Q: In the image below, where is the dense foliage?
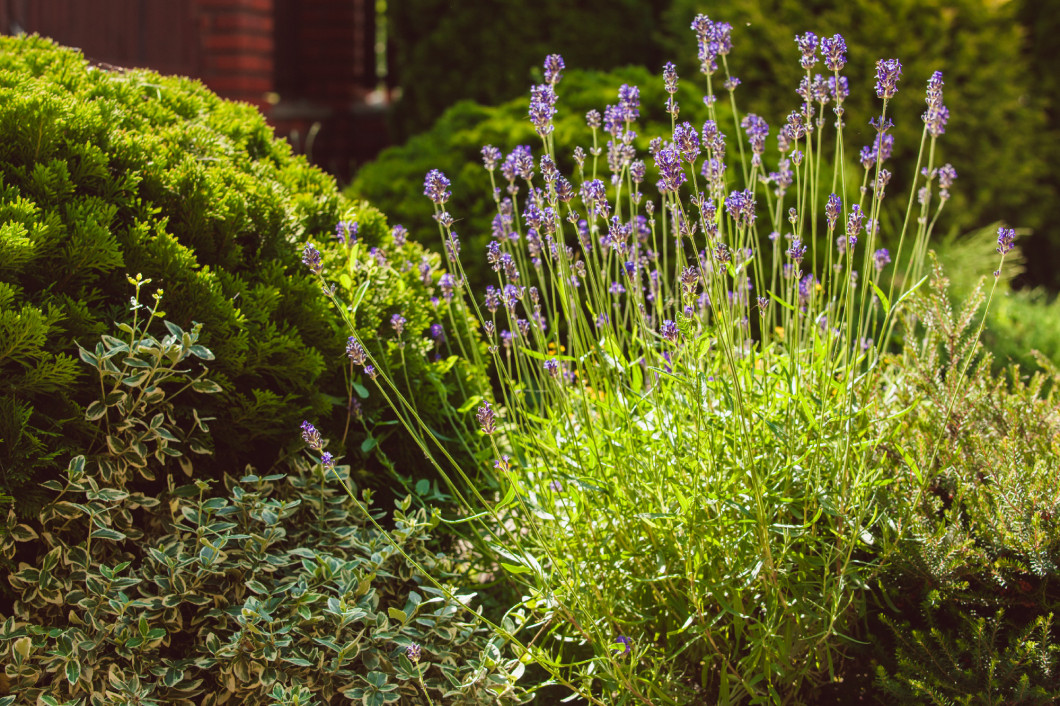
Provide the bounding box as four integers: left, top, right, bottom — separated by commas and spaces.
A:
0, 300, 521, 704
871, 262, 1060, 702
386, 0, 667, 140
0, 35, 483, 512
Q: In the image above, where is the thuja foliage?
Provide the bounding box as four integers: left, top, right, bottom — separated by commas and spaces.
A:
0, 293, 522, 704
318, 18, 1020, 702
870, 263, 1060, 702
0, 34, 478, 510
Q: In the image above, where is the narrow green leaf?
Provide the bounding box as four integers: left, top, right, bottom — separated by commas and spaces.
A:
869, 281, 891, 314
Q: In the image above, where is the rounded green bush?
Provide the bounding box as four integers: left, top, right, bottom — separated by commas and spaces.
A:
0, 35, 482, 511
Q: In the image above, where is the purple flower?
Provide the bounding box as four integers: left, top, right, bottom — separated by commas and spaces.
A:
673, 122, 700, 162
529, 84, 558, 136
484, 285, 501, 314
335, 220, 358, 246
613, 635, 632, 656
346, 336, 367, 365
661, 319, 679, 344
543, 53, 564, 84
482, 145, 502, 171
391, 224, 407, 247
618, 84, 641, 122
406, 643, 421, 663
786, 238, 807, 264
544, 358, 560, 377
860, 133, 894, 170
938, 163, 957, 199
795, 32, 818, 70
725, 189, 756, 227
301, 243, 323, 275
439, 272, 458, 301
874, 59, 902, 99
300, 421, 322, 450
429, 323, 445, 342
390, 314, 407, 336
873, 248, 892, 272
741, 114, 769, 164
996, 227, 1016, 255
826, 193, 841, 231
363, 364, 377, 380
476, 401, 497, 434
821, 34, 847, 71
423, 169, 451, 205
586, 109, 602, 130
829, 75, 849, 104
655, 147, 687, 193
798, 273, 816, 303
846, 205, 865, 243
922, 71, 949, 137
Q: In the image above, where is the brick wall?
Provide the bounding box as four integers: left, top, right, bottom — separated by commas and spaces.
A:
194, 0, 275, 109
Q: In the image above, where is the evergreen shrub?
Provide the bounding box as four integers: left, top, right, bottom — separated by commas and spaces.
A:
0, 35, 481, 511
872, 263, 1060, 702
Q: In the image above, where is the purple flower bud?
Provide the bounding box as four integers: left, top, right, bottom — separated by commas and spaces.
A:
320, 451, 335, 470
613, 635, 632, 656
795, 32, 818, 70
938, 163, 957, 200
335, 220, 359, 246
476, 401, 497, 434
406, 643, 421, 663
346, 337, 367, 365
873, 248, 891, 272
543, 53, 564, 85
673, 122, 700, 162
301, 243, 323, 274
655, 147, 686, 193
391, 314, 407, 336
724, 189, 756, 227
663, 61, 678, 96
661, 319, 679, 344
922, 71, 949, 137
586, 109, 602, 130
544, 358, 560, 377
846, 204, 865, 241
825, 193, 841, 231
821, 34, 847, 71
482, 145, 502, 171
300, 420, 322, 450
429, 323, 445, 342
618, 84, 640, 122
529, 84, 558, 136
996, 227, 1016, 255
786, 238, 807, 264
874, 58, 902, 100
423, 169, 451, 205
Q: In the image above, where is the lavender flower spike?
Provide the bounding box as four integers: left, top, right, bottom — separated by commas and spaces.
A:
301, 242, 323, 275
821, 34, 847, 72
996, 227, 1016, 255
423, 169, 451, 205
300, 421, 323, 450
543, 54, 565, 85
795, 32, 818, 70
346, 336, 368, 365
874, 59, 902, 100
476, 401, 497, 435
661, 319, 680, 344
873, 248, 892, 272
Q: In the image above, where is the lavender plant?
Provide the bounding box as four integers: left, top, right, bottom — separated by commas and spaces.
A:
304, 18, 1016, 704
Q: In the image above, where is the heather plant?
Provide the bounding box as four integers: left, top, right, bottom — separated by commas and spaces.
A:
0, 284, 522, 705
868, 261, 1060, 702
307, 19, 1020, 703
